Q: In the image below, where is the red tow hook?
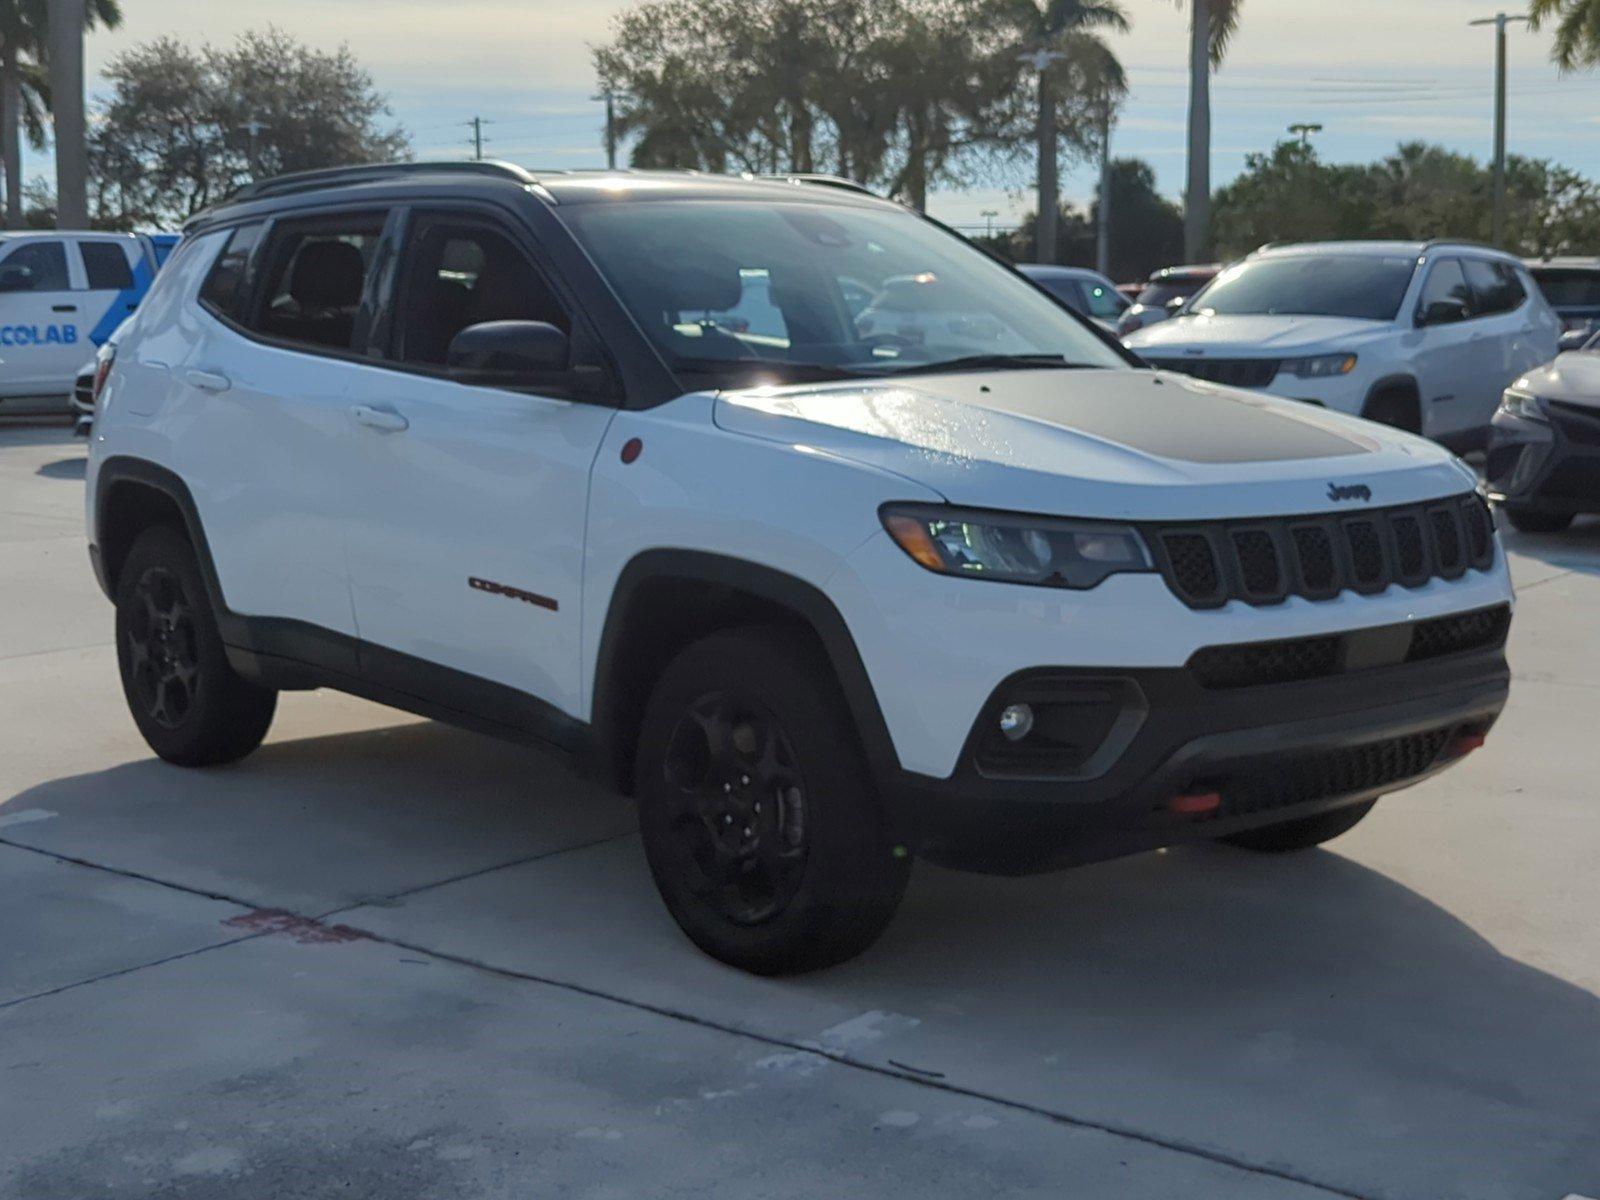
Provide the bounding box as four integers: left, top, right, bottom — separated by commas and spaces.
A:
1169, 791, 1222, 817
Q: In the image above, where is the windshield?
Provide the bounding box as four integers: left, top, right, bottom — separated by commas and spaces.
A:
1135, 279, 1203, 308
560, 199, 1129, 385
1190, 255, 1418, 321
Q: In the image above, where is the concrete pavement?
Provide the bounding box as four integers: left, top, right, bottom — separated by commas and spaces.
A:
2, 421, 1597, 1199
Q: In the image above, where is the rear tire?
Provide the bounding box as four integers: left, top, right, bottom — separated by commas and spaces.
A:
1219, 800, 1376, 853
635, 624, 911, 974
1503, 506, 1574, 534
115, 525, 277, 766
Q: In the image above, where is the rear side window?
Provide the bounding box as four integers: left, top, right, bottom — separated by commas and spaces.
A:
249, 213, 386, 353
0, 240, 69, 291
1531, 268, 1600, 307
1464, 258, 1525, 315
198, 223, 265, 319
80, 241, 134, 291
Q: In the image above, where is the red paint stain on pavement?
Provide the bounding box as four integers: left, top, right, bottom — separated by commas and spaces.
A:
222, 909, 371, 945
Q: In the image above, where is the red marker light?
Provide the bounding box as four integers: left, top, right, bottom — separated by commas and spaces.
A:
1169, 791, 1222, 816
620, 437, 643, 464
1450, 733, 1487, 756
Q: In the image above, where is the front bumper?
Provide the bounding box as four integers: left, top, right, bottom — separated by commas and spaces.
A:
1486, 403, 1600, 513
895, 637, 1508, 874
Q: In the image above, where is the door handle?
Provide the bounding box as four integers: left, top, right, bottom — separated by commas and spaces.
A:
185, 369, 231, 394
351, 404, 409, 433
52, 304, 76, 313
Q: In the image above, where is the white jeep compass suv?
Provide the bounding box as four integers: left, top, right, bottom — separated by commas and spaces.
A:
86, 164, 1513, 973
1125, 240, 1560, 453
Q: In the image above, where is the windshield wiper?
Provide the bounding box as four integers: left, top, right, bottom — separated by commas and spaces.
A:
671, 357, 867, 383
868, 353, 1092, 377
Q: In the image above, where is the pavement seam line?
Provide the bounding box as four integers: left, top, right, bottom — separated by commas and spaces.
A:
0, 831, 1376, 1199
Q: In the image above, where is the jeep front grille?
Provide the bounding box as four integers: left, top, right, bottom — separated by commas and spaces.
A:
1142, 492, 1495, 609
1147, 357, 1281, 388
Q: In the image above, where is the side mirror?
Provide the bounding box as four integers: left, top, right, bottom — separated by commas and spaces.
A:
1165, 296, 1186, 312
1418, 299, 1471, 327
447, 320, 569, 378
1558, 327, 1591, 353
0, 264, 34, 292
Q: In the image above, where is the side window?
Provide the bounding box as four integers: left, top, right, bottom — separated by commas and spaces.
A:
394, 217, 571, 367
80, 241, 134, 291
1080, 280, 1125, 319
1039, 278, 1086, 313
198, 223, 265, 320
249, 213, 386, 353
0, 240, 69, 292
1465, 258, 1524, 315
1418, 258, 1474, 321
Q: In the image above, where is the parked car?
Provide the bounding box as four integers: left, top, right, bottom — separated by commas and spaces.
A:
1125, 240, 1561, 452
88, 163, 1512, 973
70, 317, 132, 437
1526, 258, 1600, 351
1487, 328, 1600, 531
1016, 264, 1130, 331
1116, 263, 1219, 337
0, 230, 167, 417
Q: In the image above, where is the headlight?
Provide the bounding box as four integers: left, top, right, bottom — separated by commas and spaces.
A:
880, 504, 1152, 590
1280, 353, 1357, 379
1498, 390, 1547, 422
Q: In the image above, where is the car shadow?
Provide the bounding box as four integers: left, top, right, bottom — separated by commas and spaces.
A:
1499, 513, 1600, 577
34, 456, 85, 481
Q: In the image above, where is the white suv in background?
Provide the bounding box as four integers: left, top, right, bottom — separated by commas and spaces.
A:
1125, 241, 1560, 452
87, 166, 1513, 973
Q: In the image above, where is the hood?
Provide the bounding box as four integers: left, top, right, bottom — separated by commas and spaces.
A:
713, 368, 1473, 521
1516, 351, 1600, 408
1125, 313, 1390, 356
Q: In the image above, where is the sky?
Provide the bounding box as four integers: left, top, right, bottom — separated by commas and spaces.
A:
43, 0, 1600, 233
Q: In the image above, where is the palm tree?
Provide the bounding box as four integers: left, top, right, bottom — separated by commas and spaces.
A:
1530, 0, 1600, 68
1002, 0, 1128, 263
1180, 0, 1241, 261
0, 0, 119, 228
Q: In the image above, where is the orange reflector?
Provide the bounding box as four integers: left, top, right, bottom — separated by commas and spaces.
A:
1451, 733, 1487, 756
883, 514, 945, 572
1169, 791, 1222, 816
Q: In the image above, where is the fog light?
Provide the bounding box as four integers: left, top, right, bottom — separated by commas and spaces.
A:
998, 703, 1034, 742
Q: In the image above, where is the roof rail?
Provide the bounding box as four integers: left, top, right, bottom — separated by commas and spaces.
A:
227, 160, 537, 204
1418, 237, 1503, 255
755, 173, 883, 199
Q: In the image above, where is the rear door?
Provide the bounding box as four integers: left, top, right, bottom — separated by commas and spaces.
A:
1410, 256, 1491, 442
77, 237, 152, 348
0, 237, 83, 394
1464, 257, 1555, 428
341, 206, 618, 720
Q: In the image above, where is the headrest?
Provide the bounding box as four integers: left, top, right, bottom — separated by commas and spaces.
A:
289, 240, 365, 310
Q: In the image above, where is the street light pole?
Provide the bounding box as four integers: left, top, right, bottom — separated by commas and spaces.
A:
1020, 48, 1067, 265
981, 209, 999, 239
48, 0, 88, 228
1471, 12, 1529, 247
1288, 122, 1323, 148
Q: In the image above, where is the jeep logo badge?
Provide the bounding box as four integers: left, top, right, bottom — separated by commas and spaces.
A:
1327, 482, 1373, 503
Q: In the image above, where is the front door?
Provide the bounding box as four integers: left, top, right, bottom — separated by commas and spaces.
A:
342, 209, 617, 721
0, 238, 85, 394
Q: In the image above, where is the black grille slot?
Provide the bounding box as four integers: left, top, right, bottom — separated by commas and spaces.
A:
1344, 520, 1386, 589
1148, 357, 1281, 388
1160, 533, 1222, 605
1406, 604, 1511, 663
1209, 728, 1454, 817
1231, 529, 1283, 598
1549, 401, 1600, 446
1429, 507, 1464, 576
1391, 514, 1426, 583
1191, 635, 1341, 689
1291, 525, 1337, 594
1142, 492, 1494, 609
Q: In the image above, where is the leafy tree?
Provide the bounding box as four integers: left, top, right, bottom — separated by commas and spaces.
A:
89, 29, 409, 228
1178, 0, 1242, 260
0, 0, 121, 227
994, 156, 1181, 279
1530, 0, 1600, 69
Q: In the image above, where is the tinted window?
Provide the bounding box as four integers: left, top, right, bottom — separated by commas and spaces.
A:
1193, 255, 1417, 321
0, 241, 69, 291
251, 214, 385, 352
1419, 258, 1475, 319
80, 242, 134, 291
1464, 258, 1524, 315
1080, 280, 1126, 319
395, 218, 569, 367
1037, 278, 1086, 313
1531, 268, 1600, 308
1134, 279, 1204, 308
198, 223, 264, 319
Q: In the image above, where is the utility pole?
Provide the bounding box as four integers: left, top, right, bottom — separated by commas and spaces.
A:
466, 115, 491, 161
592, 88, 627, 169
981, 209, 999, 239
1288, 122, 1323, 148
1096, 91, 1113, 278
1020, 47, 1067, 265
1471, 12, 1529, 248
236, 118, 270, 179
48, 0, 88, 228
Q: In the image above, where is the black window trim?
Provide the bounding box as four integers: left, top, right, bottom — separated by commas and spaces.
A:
367, 198, 624, 406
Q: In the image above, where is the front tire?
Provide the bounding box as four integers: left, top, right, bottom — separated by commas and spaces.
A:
635, 625, 911, 974
1503, 505, 1574, 534
115, 525, 277, 766
1219, 800, 1376, 853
